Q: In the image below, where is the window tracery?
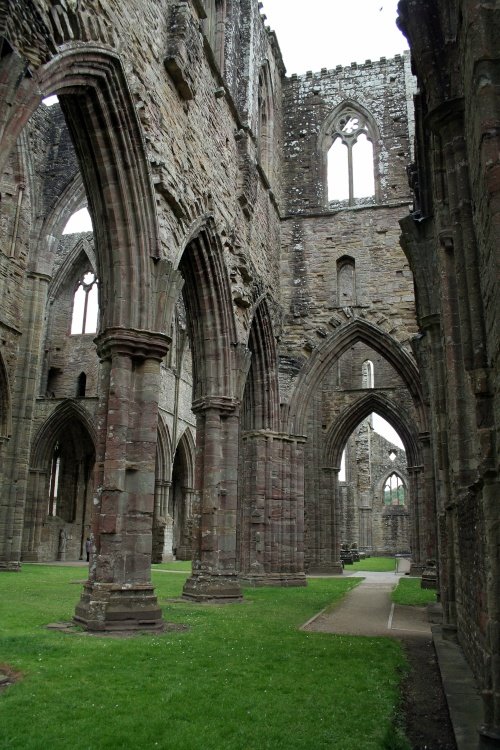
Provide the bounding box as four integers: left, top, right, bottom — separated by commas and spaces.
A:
70, 271, 99, 335
383, 472, 405, 505
327, 108, 376, 205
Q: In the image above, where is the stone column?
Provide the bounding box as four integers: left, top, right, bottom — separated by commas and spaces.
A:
307, 466, 342, 575
182, 398, 242, 601
407, 464, 426, 576
74, 328, 169, 631
0, 271, 50, 571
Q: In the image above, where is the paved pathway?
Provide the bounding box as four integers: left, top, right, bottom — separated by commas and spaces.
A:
302, 571, 430, 638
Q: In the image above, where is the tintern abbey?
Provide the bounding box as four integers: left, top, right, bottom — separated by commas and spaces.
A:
0, 0, 498, 744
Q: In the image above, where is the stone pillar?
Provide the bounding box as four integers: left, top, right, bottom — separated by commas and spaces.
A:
238, 430, 307, 586
74, 328, 169, 631
182, 399, 243, 601
307, 466, 342, 574
0, 271, 50, 571
407, 464, 426, 576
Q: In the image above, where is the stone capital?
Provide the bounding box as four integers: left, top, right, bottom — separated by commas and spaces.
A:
95, 327, 171, 362
191, 396, 241, 415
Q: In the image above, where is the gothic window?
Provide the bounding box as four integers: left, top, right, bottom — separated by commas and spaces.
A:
383, 473, 405, 505
337, 256, 356, 306
76, 372, 86, 398
327, 108, 375, 205
362, 360, 374, 389
48, 443, 61, 517
258, 65, 274, 178
71, 271, 99, 335
203, 0, 226, 71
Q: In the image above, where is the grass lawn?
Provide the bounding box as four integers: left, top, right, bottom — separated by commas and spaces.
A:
0, 565, 410, 750
153, 560, 192, 572
347, 556, 396, 573
392, 577, 437, 606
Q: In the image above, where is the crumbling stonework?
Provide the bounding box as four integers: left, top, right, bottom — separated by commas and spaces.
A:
0, 1, 498, 743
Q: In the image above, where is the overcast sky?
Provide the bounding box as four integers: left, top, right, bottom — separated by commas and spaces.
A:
261, 0, 408, 74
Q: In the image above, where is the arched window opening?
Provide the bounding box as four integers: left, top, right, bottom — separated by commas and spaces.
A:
362, 360, 374, 389
48, 443, 61, 517
352, 133, 375, 198
327, 108, 375, 205
339, 449, 346, 481
76, 372, 86, 398
337, 256, 356, 306
71, 271, 99, 335
384, 473, 405, 505
62, 207, 92, 234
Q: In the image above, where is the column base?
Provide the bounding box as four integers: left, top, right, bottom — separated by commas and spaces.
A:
0, 561, 21, 571
74, 581, 164, 632
182, 573, 243, 602
307, 563, 344, 576
479, 726, 500, 748
239, 572, 308, 588
409, 563, 426, 577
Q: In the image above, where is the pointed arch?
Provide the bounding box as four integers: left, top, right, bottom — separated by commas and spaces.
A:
0, 351, 12, 440
30, 400, 97, 470
319, 99, 381, 206
48, 236, 96, 303
242, 297, 280, 432
177, 219, 239, 404
175, 428, 196, 491
156, 413, 173, 485
324, 392, 421, 469
2, 44, 161, 332
285, 318, 424, 436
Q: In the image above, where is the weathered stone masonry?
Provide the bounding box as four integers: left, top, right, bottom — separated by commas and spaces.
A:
0, 0, 498, 744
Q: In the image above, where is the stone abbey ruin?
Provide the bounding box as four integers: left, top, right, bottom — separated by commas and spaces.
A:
0, 0, 498, 744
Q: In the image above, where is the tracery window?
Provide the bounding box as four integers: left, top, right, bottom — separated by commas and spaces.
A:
71, 271, 99, 335
327, 109, 375, 204
383, 473, 405, 505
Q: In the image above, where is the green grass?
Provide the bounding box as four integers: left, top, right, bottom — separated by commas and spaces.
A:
0, 565, 410, 750
392, 577, 437, 606
153, 560, 192, 572
347, 556, 396, 572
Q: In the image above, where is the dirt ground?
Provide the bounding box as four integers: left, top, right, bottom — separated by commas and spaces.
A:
401, 636, 457, 750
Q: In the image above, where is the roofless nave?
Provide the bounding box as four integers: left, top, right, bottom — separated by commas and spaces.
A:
0, 1, 498, 745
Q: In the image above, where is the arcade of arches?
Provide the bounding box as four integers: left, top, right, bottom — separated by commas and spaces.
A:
0, 1, 498, 744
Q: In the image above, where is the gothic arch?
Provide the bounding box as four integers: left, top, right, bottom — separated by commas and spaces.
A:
319, 99, 382, 205
48, 236, 96, 304
175, 428, 196, 490
285, 318, 424, 436
156, 414, 173, 485
177, 219, 240, 404
30, 400, 97, 470
324, 392, 421, 469
242, 297, 280, 432
2, 44, 161, 332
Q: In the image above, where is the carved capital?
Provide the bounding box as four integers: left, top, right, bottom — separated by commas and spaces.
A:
95, 327, 171, 362
191, 396, 241, 415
